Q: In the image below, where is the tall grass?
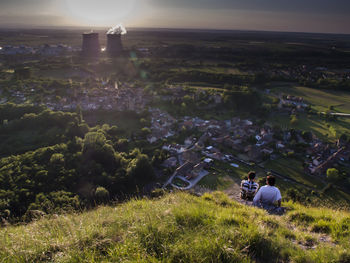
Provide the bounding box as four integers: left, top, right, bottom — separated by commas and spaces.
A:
1, 191, 349, 262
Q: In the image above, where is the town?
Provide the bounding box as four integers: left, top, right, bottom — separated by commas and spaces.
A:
1, 28, 350, 217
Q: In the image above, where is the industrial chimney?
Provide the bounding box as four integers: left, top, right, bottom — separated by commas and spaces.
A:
106, 24, 126, 57
106, 34, 123, 56
82, 32, 100, 57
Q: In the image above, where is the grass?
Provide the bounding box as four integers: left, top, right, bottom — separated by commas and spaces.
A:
263, 158, 322, 188
267, 83, 350, 141
83, 110, 145, 137
267, 112, 350, 141
34, 68, 92, 80
170, 67, 250, 76
273, 85, 350, 114
262, 157, 350, 205
198, 161, 250, 190
198, 158, 350, 208
1, 192, 350, 263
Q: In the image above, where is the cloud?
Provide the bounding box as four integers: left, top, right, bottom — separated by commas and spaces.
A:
148, 0, 350, 15
0, 14, 66, 27
0, 0, 54, 10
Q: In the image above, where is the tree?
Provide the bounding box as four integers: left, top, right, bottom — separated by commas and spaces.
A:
140, 118, 148, 126
254, 72, 269, 85
183, 95, 192, 104
141, 127, 151, 137
94, 186, 110, 204
82, 132, 117, 172
290, 115, 298, 126
302, 131, 313, 143
127, 154, 155, 185
116, 139, 128, 152
50, 153, 65, 166
14, 67, 31, 80
327, 168, 339, 182
339, 134, 348, 143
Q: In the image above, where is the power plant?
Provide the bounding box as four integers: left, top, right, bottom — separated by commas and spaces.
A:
106, 34, 123, 56
82, 32, 100, 57
106, 24, 126, 57
81, 25, 126, 57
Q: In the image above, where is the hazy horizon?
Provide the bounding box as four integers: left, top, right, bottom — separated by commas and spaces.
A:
0, 0, 350, 35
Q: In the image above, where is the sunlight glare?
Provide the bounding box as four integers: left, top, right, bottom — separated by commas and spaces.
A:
65, 0, 136, 25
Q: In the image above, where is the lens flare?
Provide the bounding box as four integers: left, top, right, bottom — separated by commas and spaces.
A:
65, 0, 136, 25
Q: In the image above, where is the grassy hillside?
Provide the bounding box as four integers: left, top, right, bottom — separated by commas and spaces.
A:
1, 192, 350, 263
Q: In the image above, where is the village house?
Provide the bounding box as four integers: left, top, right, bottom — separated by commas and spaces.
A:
161, 157, 178, 168
182, 150, 201, 164
174, 162, 194, 178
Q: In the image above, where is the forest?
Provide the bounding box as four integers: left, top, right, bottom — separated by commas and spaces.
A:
0, 104, 156, 221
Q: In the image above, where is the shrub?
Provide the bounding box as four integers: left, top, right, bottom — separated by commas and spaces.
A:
150, 188, 166, 198
95, 187, 110, 204
285, 188, 305, 202
289, 212, 315, 224
322, 183, 333, 193
257, 177, 266, 186
290, 115, 298, 126
327, 168, 339, 182
311, 220, 332, 234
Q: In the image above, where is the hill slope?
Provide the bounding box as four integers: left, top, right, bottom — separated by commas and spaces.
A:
1, 192, 350, 263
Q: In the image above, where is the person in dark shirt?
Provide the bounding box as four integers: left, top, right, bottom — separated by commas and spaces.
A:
240, 171, 259, 201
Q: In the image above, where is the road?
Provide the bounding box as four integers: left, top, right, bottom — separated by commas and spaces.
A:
171, 170, 209, 190
321, 112, 350, 117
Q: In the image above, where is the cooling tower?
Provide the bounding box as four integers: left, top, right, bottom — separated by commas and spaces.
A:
106, 34, 123, 56
82, 32, 100, 57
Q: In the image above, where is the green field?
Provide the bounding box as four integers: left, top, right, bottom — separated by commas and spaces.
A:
34, 68, 92, 80
197, 156, 350, 207
263, 158, 323, 188
171, 67, 250, 75
83, 110, 145, 137
199, 161, 253, 190
267, 83, 350, 141
268, 113, 350, 141
271, 84, 350, 113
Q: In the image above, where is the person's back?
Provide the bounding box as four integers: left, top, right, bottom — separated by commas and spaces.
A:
253, 185, 281, 205
240, 171, 259, 201
253, 175, 284, 215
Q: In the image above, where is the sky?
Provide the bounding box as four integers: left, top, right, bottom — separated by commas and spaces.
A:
0, 0, 349, 34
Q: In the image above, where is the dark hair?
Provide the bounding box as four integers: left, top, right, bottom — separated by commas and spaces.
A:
248, 171, 256, 180
266, 175, 276, 186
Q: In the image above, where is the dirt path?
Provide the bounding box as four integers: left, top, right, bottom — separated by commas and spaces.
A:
224, 181, 254, 205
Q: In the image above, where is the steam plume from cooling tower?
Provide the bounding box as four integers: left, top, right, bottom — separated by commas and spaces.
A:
106, 24, 126, 57
107, 24, 127, 35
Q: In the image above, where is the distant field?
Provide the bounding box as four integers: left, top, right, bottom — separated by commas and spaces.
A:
268, 83, 350, 141
34, 68, 92, 80
263, 158, 323, 188
171, 67, 250, 75
268, 113, 350, 141
187, 85, 226, 92
83, 110, 144, 137
197, 151, 350, 206
198, 161, 250, 190
272, 84, 350, 113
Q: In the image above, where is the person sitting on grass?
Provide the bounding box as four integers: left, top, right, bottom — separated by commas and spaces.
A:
240, 171, 259, 201
253, 175, 285, 215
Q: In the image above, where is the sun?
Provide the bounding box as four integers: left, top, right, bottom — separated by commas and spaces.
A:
65, 0, 136, 26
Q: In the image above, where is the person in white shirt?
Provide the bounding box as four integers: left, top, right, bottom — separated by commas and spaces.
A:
240, 171, 259, 201
253, 175, 284, 214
